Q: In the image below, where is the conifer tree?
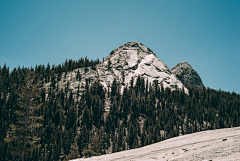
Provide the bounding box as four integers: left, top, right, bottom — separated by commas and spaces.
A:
66, 142, 80, 160
4, 71, 43, 160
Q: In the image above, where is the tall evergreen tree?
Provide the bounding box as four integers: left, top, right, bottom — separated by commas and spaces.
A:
4, 71, 43, 160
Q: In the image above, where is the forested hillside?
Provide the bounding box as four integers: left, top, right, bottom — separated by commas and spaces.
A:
0, 58, 239, 161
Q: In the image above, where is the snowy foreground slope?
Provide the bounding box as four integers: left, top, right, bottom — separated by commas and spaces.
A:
71, 127, 240, 161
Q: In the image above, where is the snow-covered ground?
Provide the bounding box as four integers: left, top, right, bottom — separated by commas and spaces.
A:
71, 127, 240, 161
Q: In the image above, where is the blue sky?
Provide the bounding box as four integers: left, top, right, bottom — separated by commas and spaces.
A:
0, 0, 239, 93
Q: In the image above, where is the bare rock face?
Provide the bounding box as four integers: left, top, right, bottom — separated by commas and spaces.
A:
103, 42, 188, 92
44, 42, 189, 100
171, 62, 204, 88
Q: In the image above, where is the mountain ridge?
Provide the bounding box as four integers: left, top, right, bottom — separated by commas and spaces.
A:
44, 42, 192, 100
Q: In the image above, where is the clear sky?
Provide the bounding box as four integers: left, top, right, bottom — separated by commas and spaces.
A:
0, 0, 239, 93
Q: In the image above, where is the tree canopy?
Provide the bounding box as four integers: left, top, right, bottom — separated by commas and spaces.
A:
0, 58, 239, 161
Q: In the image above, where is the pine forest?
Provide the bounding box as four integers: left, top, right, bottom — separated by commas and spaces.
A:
0, 57, 240, 161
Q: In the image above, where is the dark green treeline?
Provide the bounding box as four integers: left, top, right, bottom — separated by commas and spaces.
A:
0, 58, 239, 161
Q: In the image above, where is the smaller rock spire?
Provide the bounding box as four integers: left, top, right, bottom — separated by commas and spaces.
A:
171, 62, 204, 88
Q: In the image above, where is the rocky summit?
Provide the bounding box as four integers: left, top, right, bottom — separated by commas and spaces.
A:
103, 42, 188, 92
44, 42, 190, 100
171, 61, 204, 88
